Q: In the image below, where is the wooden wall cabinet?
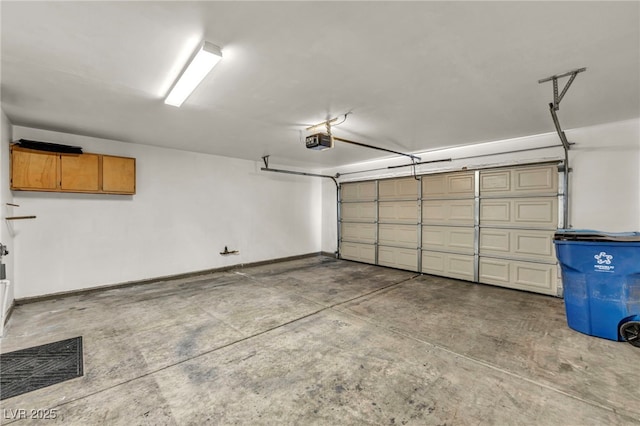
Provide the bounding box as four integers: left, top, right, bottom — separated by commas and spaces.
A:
60, 153, 100, 192
102, 155, 136, 194
10, 145, 136, 195
11, 148, 59, 190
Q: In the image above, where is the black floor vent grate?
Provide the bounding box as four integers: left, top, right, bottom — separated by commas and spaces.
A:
0, 336, 83, 400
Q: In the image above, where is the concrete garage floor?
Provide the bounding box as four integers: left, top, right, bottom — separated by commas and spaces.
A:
2, 256, 639, 425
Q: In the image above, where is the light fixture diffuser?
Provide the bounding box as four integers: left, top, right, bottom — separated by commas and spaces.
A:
164, 41, 222, 107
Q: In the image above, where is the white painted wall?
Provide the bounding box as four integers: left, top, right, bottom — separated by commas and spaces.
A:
11, 126, 321, 299
1, 109, 15, 323
568, 119, 640, 231
321, 118, 640, 253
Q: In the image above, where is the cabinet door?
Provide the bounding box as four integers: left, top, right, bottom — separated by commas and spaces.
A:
11, 149, 59, 190
60, 154, 100, 191
102, 155, 136, 194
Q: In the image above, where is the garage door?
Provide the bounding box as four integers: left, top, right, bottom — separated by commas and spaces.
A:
479, 165, 559, 295
377, 177, 420, 271
340, 177, 420, 271
339, 162, 561, 296
422, 171, 475, 281
340, 181, 377, 263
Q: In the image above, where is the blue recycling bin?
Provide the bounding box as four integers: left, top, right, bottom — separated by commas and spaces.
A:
554, 230, 640, 344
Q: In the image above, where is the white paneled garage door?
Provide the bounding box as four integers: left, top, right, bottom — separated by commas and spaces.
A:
340, 163, 561, 296
340, 181, 377, 263
478, 165, 559, 295
377, 177, 420, 271
422, 171, 475, 281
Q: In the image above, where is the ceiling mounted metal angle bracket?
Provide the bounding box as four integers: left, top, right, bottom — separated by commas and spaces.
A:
538, 67, 585, 229
538, 68, 586, 151
538, 68, 586, 112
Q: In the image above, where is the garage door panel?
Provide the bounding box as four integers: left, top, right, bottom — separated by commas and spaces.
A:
422, 251, 474, 281
515, 264, 553, 289
378, 224, 418, 248
480, 165, 558, 195
341, 181, 376, 201
341, 202, 376, 221
480, 200, 510, 223
479, 229, 510, 254
514, 166, 557, 193
379, 177, 419, 200
341, 223, 376, 244
449, 228, 475, 252
480, 170, 510, 193
479, 258, 557, 295
449, 256, 475, 280
378, 246, 418, 271
480, 228, 555, 261
423, 200, 474, 225
423, 227, 445, 248
514, 199, 557, 227
422, 251, 445, 273
422, 175, 446, 198
514, 231, 554, 260
450, 202, 475, 223
479, 258, 510, 283
422, 226, 474, 254
341, 242, 376, 264
422, 171, 475, 198
448, 173, 475, 196
423, 201, 446, 222
379, 201, 419, 223
480, 198, 557, 228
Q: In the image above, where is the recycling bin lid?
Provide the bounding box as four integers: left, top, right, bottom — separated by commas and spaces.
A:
554, 229, 640, 242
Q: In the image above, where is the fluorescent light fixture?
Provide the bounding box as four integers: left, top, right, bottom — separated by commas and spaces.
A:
164, 41, 222, 107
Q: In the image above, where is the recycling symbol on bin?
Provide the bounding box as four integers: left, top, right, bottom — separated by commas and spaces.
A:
594, 252, 613, 265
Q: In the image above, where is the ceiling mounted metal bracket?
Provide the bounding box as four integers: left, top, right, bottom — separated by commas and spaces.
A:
538, 67, 586, 229
539, 68, 586, 112
538, 67, 586, 151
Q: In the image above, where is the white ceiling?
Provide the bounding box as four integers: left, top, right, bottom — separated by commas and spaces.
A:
1, 1, 639, 169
